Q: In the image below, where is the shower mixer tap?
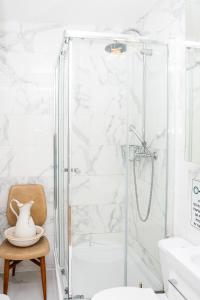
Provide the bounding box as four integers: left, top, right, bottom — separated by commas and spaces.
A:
129, 125, 157, 161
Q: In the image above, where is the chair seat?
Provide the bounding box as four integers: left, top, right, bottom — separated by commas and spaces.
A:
0, 237, 49, 260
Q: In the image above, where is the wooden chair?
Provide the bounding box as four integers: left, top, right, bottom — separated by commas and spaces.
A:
0, 184, 50, 300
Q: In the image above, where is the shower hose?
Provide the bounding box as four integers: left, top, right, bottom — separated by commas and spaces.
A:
133, 155, 154, 222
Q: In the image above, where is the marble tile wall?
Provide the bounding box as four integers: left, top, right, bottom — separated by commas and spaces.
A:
185, 47, 200, 163
173, 42, 200, 245
135, 0, 185, 40
0, 23, 63, 271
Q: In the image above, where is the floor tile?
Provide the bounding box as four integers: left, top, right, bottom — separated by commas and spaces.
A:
0, 270, 59, 300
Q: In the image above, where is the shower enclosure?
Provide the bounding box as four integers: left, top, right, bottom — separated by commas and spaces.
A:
54, 31, 168, 300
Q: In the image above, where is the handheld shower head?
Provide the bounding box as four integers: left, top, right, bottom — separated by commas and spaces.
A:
129, 124, 157, 160
129, 125, 144, 145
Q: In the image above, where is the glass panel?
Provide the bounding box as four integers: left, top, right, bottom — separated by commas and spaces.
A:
127, 42, 168, 290
185, 47, 200, 163
69, 38, 130, 299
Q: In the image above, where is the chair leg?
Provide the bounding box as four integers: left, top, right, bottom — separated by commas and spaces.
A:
40, 256, 47, 300
3, 259, 10, 294
12, 265, 16, 276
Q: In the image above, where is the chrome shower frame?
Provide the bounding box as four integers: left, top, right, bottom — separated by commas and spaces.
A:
54, 30, 169, 300
57, 30, 167, 56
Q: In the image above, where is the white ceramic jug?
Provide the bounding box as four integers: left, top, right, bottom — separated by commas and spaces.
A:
10, 199, 37, 238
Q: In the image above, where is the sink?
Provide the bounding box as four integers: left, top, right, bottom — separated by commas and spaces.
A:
191, 253, 200, 267
167, 245, 200, 296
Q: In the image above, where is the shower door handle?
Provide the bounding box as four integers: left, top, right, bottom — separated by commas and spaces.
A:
64, 168, 81, 174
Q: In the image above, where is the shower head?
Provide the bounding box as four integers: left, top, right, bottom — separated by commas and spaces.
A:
104, 28, 143, 54
105, 42, 127, 54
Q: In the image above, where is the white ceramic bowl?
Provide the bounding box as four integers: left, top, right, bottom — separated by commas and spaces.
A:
4, 226, 44, 247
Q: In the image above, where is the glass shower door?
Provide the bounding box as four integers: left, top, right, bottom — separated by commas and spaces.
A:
127, 41, 168, 291
68, 37, 130, 299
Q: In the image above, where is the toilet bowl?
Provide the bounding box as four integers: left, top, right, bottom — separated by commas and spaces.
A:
92, 237, 192, 300
92, 287, 158, 300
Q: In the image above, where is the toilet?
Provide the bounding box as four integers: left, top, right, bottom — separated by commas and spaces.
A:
0, 296, 10, 300
92, 287, 158, 300
92, 237, 192, 300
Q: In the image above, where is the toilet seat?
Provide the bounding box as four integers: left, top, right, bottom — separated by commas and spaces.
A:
92, 287, 158, 300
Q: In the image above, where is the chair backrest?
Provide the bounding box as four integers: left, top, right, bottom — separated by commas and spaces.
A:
7, 184, 47, 226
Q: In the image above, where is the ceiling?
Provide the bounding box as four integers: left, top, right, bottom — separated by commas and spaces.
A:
0, 0, 158, 28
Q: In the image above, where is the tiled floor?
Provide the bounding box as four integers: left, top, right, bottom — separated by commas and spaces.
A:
0, 270, 59, 300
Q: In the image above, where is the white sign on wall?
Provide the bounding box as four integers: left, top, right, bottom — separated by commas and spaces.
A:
191, 179, 200, 230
